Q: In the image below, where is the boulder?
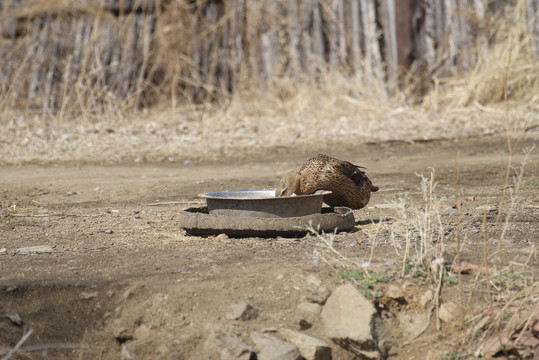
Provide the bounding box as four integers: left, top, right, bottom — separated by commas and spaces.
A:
250, 331, 302, 360
321, 283, 396, 359
204, 323, 255, 360
279, 328, 332, 360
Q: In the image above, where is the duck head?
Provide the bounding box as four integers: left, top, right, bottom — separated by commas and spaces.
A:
275, 171, 301, 197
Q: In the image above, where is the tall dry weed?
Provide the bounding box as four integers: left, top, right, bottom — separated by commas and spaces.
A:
424, 0, 539, 111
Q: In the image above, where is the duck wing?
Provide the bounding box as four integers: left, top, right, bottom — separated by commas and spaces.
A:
312, 172, 371, 209
299, 154, 379, 193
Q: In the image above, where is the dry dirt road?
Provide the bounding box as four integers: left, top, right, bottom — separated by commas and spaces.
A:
1, 135, 538, 359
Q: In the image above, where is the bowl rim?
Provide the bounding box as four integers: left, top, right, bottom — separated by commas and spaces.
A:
198, 189, 332, 200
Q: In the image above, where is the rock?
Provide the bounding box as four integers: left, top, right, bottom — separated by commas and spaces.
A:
123, 284, 144, 301
279, 328, 332, 360
295, 302, 320, 330
15, 245, 53, 254
481, 333, 514, 357
439, 302, 460, 323
250, 332, 302, 360
372, 315, 399, 357
227, 302, 258, 321
382, 284, 406, 310
399, 312, 429, 340
305, 275, 330, 304
385, 284, 404, 300
297, 302, 322, 314
121, 345, 137, 360
215, 233, 229, 241
0, 248, 7, 255
204, 323, 255, 360
419, 290, 433, 309
321, 283, 395, 359
306, 274, 322, 287
133, 324, 152, 340
3, 313, 22, 326
111, 320, 134, 342
306, 282, 331, 304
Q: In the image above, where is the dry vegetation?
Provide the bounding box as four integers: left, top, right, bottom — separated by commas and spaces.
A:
0, 2, 538, 358
0, 0, 538, 164
313, 154, 537, 358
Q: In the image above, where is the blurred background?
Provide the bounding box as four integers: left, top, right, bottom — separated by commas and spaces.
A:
1, 0, 538, 162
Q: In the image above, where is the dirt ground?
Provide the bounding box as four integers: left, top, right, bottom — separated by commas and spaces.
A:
1, 134, 538, 359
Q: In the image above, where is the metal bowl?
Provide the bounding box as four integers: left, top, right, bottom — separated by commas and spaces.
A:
198, 190, 332, 218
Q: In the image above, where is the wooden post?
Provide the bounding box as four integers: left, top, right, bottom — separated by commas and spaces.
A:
527, 0, 539, 59
350, 0, 361, 76
379, 0, 398, 86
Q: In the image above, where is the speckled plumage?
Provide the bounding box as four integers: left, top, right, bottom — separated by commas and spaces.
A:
275, 154, 379, 209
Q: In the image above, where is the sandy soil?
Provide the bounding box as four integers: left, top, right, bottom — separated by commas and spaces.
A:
1, 135, 538, 359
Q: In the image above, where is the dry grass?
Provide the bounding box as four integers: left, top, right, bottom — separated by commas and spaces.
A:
0, 0, 538, 165
311, 153, 537, 357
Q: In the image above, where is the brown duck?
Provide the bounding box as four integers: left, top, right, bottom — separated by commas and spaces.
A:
275, 154, 379, 209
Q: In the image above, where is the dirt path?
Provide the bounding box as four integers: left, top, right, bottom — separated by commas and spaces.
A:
1, 135, 538, 359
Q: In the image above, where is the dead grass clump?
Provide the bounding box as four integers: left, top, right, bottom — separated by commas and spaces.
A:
424, 0, 539, 111
0, 1, 538, 164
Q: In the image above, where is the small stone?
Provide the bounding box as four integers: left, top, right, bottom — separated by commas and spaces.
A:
112, 320, 134, 342
250, 332, 302, 360
0, 248, 7, 255
279, 328, 332, 360
305, 283, 330, 305
385, 284, 404, 300
3, 313, 22, 326
215, 233, 229, 241
227, 302, 258, 321
399, 312, 429, 340
297, 302, 322, 314
306, 274, 322, 287
204, 323, 255, 360
133, 324, 152, 340
439, 302, 460, 323
121, 345, 137, 360
123, 285, 144, 301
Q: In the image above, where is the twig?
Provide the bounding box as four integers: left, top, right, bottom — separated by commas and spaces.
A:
2, 328, 34, 360
147, 201, 203, 206
434, 262, 444, 331
0, 342, 90, 356
415, 304, 434, 339
10, 214, 102, 218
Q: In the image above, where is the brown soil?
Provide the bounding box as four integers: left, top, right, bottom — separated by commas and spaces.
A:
1, 135, 538, 359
